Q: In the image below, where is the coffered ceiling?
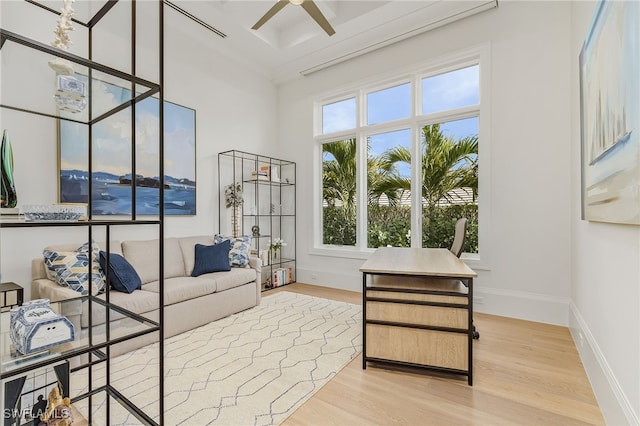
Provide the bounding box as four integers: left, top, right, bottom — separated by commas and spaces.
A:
167, 0, 498, 83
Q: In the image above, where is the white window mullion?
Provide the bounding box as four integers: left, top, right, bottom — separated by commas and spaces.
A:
356, 90, 368, 250
411, 123, 422, 248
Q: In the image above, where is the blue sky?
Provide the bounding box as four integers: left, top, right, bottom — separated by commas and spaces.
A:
322, 64, 479, 176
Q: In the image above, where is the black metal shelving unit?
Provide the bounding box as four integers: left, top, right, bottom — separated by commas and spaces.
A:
218, 150, 296, 291
0, 1, 164, 424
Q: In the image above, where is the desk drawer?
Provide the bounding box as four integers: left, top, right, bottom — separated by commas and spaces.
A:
366, 301, 468, 329
367, 289, 467, 306
366, 324, 467, 370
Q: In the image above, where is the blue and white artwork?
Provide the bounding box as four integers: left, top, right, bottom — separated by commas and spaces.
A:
59, 80, 196, 215
580, 0, 640, 225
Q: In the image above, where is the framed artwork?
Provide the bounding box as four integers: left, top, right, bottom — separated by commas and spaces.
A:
58, 80, 196, 215
579, 0, 639, 225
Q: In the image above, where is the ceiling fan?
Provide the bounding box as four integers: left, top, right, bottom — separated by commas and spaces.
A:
251, 0, 336, 36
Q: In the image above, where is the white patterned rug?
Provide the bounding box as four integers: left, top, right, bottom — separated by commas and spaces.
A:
73, 291, 362, 425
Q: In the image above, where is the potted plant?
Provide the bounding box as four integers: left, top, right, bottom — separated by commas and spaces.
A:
267, 237, 286, 261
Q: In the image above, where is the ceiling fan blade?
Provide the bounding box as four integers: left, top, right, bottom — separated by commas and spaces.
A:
252, 0, 289, 30
300, 0, 335, 36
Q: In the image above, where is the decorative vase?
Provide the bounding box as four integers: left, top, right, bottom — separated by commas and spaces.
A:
1, 130, 17, 208
232, 205, 241, 238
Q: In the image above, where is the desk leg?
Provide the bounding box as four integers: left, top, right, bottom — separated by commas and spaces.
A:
467, 277, 473, 386
362, 272, 367, 370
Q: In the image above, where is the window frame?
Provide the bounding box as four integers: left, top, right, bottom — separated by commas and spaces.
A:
312, 45, 491, 270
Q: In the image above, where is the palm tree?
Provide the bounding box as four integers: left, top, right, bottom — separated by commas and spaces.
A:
381, 123, 478, 208
322, 139, 357, 215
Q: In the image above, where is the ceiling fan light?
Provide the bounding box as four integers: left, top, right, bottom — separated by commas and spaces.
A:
289, 0, 304, 5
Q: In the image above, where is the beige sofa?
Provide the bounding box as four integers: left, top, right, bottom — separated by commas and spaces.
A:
31, 235, 261, 354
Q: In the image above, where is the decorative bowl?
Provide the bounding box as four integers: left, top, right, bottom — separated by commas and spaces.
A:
21, 204, 86, 221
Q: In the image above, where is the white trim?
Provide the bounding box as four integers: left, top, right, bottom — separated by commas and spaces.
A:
475, 286, 569, 326
569, 303, 639, 426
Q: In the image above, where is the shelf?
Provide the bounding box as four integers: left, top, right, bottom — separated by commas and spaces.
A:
0, 218, 162, 228
243, 214, 295, 218
1, 32, 160, 125
219, 149, 296, 166
1, 297, 159, 377
0, 2, 165, 424
243, 179, 295, 186
219, 150, 296, 295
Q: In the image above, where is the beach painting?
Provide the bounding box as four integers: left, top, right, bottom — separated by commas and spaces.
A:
580, 0, 640, 225
59, 81, 196, 215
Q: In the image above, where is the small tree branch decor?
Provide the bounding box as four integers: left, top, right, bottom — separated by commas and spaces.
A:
224, 183, 243, 208
225, 183, 243, 237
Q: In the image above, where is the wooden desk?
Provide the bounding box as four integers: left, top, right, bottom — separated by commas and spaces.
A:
360, 247, 477, 385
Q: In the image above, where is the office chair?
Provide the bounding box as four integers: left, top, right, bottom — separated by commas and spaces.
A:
450, 217, 479, 339
450, 217, 468, 258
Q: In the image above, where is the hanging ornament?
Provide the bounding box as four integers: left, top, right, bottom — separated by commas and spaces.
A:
48, 0, 87, 113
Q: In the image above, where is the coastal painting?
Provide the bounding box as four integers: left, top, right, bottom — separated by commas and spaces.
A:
580, 0, 639, 225
59, 81, 196, 216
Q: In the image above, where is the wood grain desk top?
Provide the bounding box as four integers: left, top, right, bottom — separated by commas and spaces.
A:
360, 247, 477, 278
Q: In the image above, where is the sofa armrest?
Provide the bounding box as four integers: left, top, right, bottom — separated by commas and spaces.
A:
248, 256, 262, 305
31, 278, 82, 302
31, 278, 83, 332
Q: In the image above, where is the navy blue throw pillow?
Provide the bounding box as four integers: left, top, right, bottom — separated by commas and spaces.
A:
192, 240, 231, 277
99, 251, 142, 294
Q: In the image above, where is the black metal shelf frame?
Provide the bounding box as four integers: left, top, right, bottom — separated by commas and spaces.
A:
0, 1, 165, 424
218, 150, 296, 291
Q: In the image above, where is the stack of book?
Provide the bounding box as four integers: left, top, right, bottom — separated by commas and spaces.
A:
271, 267, 292, 287
250, 167, 269, 181
250, 165, 280, 182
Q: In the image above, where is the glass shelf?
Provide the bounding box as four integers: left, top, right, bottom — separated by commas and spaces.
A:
0, 218, 162, 228
1, 297, 159, 377
0, 29, 160, 124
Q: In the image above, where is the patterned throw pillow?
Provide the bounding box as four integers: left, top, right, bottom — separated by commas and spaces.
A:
43, 242, 106, 295
214, 234, 251, 267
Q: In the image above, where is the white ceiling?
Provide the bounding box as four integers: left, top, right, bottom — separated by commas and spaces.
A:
167, 0, 498, 84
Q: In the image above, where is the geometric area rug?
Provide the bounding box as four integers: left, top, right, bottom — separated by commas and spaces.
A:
77, 291, 362, 425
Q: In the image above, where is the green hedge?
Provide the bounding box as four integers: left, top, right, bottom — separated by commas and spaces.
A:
323, 204, 478, 253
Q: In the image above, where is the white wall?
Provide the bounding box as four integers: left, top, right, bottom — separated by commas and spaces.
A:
0, 2, 278, 298
569, 2, 640, 424
277, 1, 573, 325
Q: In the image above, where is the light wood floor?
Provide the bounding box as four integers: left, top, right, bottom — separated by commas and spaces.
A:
265, 283, 605, 426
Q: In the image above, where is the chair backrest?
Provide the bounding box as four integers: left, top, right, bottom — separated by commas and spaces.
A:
450, 218, 468, 258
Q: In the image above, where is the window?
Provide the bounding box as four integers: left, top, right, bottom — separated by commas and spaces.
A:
322, 97, 356, 134
322, 139, 357, 246
367, 128, 412, 248
315, 51, 485, 259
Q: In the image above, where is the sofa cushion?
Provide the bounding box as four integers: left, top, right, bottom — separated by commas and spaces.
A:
178, 235, 215, 276
122, 238, 184, 284
214, 234, 251, 267
43, 242, 106, 295
192, 241, 231, 277
143, 276, 218, 306
80, 289, 159, 328
99, 251, 142, 293
206, 267, 257, 293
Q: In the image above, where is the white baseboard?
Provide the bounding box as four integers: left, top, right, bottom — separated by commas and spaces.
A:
474, 286, 570, 326
297, 268, 362, 293
569, 303, 638, 426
